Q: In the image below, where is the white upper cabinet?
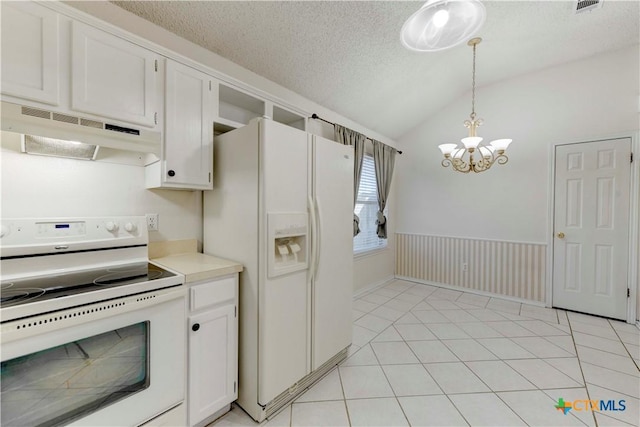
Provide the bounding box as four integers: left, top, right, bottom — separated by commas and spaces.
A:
146, 60, 213, 190
1, 2, 60, 105
71, 21, 159, 128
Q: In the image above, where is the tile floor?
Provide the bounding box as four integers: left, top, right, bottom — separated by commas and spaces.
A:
211, 279, 640, 427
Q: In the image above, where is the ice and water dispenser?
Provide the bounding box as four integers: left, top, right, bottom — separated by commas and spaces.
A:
267, 213, 308, 278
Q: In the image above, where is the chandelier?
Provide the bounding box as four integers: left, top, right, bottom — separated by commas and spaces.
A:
438, 38, 512, 173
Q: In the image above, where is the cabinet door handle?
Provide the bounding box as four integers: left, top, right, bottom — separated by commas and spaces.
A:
168, 170, 176, 177
192, 323, 200, 332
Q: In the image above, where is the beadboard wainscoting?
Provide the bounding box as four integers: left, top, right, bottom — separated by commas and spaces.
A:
396, 233, 547, 303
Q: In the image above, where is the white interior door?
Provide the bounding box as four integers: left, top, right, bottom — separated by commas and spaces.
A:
311, 135, 354, 370
552, 138, 631, 320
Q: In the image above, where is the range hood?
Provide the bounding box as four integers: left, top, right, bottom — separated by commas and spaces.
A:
1, 101, 161, 154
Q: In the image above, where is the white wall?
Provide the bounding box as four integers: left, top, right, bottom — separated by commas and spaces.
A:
0, 132, 202, 244
396, 45, 639, 243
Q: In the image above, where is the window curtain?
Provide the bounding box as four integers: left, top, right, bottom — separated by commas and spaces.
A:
372, 140, 396, 239
334, 125, 365, 236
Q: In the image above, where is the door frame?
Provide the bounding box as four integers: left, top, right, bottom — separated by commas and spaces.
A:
546, 132, 639, 324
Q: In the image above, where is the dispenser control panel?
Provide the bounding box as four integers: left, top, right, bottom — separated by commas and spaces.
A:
267, 212, 309, 278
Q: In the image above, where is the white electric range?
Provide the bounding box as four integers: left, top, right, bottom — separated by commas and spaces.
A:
1, 217, 186, 427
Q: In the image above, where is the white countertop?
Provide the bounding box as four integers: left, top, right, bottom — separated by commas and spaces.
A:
152, 253, 243, 284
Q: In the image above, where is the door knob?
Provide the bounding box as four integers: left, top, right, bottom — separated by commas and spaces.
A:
557, 232, 565, 239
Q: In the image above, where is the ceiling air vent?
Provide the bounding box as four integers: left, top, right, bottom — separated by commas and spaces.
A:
575, 0, 602, 14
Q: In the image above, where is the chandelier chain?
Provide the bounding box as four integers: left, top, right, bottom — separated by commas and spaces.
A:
471, 42, 476, 119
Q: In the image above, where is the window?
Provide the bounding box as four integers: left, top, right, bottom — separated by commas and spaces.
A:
354, 155, 387, 254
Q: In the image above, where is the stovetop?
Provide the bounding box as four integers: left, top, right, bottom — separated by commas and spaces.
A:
1, 262, 176, 309
0, 217, 186, 323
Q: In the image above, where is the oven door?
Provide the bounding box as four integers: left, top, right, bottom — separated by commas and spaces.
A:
1, 286, 186, 427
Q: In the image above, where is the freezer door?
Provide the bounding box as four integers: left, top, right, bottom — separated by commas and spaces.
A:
311, 135, 354, 370
258, 119, 310, 405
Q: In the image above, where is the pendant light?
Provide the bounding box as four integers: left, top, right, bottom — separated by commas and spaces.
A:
438, 38, 512, 173
401, 0, 486, 52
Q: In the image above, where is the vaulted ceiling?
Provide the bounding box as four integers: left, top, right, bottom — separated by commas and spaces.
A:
111, 1, 639, 140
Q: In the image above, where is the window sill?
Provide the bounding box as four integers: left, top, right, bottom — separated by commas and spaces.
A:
354, 246, 388, 260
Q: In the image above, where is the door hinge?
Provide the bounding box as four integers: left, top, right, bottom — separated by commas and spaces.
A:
154, 112, 158, 125
628, 288, 631, 298
209, 81, 212, 91
631, 153, 633, 163
154, 59, 158, 72
209, 172, 211, 183
233, 381, 236, 393
234, 305, 237, 318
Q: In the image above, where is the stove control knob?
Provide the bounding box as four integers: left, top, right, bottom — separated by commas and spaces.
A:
105, 221, 119, 232
124, 222, 137, 233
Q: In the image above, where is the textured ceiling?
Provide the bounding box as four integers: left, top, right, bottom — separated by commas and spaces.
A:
111, 1, 639, 140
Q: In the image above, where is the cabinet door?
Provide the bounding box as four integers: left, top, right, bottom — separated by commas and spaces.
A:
164, 61, 213, 189
188, 305, 237, 426
1, 2, 59, 105
71, 21, 158, 127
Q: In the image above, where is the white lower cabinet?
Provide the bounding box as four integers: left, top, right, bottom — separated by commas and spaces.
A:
187, 275, 238, 427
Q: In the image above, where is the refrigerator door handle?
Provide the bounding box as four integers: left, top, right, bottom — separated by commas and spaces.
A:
308, 196, 318, 280
314, 197, 321, 280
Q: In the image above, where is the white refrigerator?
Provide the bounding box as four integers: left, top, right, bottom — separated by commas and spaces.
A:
203, 118, 353, 421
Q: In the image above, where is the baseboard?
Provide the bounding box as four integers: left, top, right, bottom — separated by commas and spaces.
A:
395, 275, 547, 308
353, 275, 395, 299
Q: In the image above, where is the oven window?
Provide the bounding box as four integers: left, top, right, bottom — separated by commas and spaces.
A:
1, 321, 150, 427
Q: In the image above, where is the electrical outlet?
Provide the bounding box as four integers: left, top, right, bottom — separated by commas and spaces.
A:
462, 262, 468, 272
146, 213, 159, 231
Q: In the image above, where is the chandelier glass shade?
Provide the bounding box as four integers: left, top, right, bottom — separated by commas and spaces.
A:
438, 37, 512, 173
401, 0, 486, 52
